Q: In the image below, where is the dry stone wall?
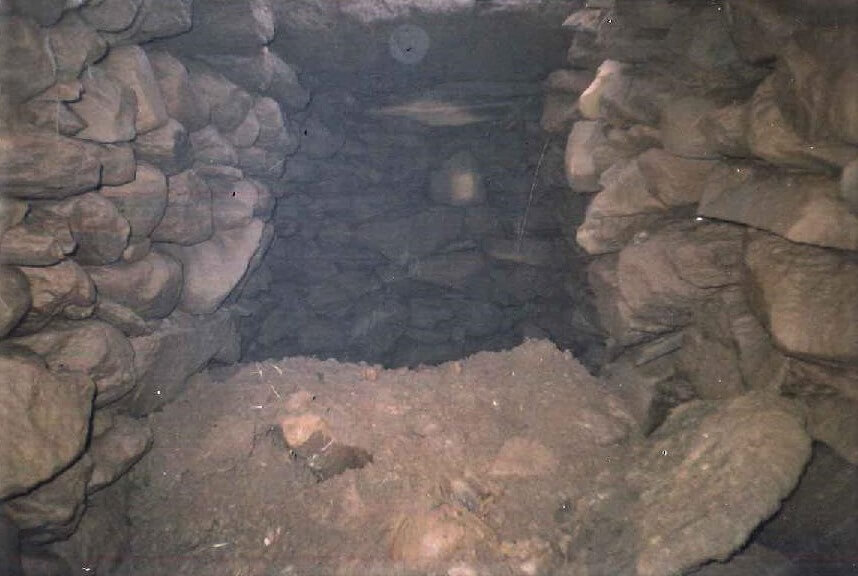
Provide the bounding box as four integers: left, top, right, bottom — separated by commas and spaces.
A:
0, 0, 305, 570
553, 0, 858, 460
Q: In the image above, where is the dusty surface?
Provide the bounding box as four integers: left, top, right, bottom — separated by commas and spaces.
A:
119, 340, 635, 575
116, 339, 819, 576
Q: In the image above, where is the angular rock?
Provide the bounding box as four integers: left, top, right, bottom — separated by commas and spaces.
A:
63, 193, 131, 266
578, 60, 626, 121
0, 131, 101, 200
0, 347, 94, 500
159, 219, 265, 314
88, 416, 153, 492
21, 208, 76, 257
12, 319, 135, 407
21, 99, 86, 137
148, 50, 210, 132
700, 169, 858, 251
100, 0, 192, 45
0, 16, 55, 103
123, 309, 238, 415
660, 97, 719, 159
100, 45, 169, 134
96, 144, 137, 186
637, 148, 717, 207
0, 266, 30, 338
150, 169, 213, 245
5, 454, 93, 544
70, 67, 138, 143
80, 0, 142, 32
429, 151, 486, 207
15, 261, 96, 335
745, 232, 858, 363
100, 163, 168, 240
576, 159, 667, 255
48, 12, 108, 82
132, 118, 192, 175
86, 250, 183, 320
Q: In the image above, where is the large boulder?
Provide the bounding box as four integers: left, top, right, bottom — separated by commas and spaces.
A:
0, 266, 30, 338
96, 144, 137, 186
0, 346, 94, 501
86, 250, 183, 320
159, 219, 266, 314
10, 320, 136, 407
148, 50, 210, 132
700, 168, 858, 252
0, 131, 102, 200
100, 45, 169, 134
0, 223, 66, 267
14, 261, 96, 336
745, 232, 858, 363
123, 309, 239, 415
70, 67, 138, 144
100, 163, 169, 240
0, 16, 55, 103
637, 148, 717, 207
568, 392, 811, 576
150, 169, 213, 245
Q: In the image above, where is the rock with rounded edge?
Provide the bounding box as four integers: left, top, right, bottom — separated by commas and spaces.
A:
11, 0, 65, 25
208, 177, 258, 231
564, 120, 635, 193
745, 232, 858, 363
80, 0, 142, 32
188, 63, 254, 133
169, 0, 275, 54
64, 193, 131, 266
159, 218, 265, 314
15, 261, 96, 335
96, 144, 137, 186
101, 163, 168, 239
48, 12, 108, 82
132, 118, 192, 175
87, 416, 153, 492
0, 16, 55, 103
191, 126, 238, 166
10, 320, 136, 407
100, 45, 169, 134
4, 454, 94, 544
660, 97, 719, 159
0, 346, 94, 501
86, 250, 183, 320
0, 266, 30, 338
150, 169, 213, 245
148, 50, 210, 132
576, 159, 667, 255
842, 159, 858, 214
578, 60, 626, 121
70, 68, 138, 143
0, 131, 102, 200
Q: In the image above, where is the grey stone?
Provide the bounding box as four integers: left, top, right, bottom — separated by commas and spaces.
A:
100, 163, 168, 239
132, 118, 192, 175
0, 16, 55, 104
151, 169, 213, 245
48, 12, 108, 82
0, 266, 30, 338
148, 50, 210, 132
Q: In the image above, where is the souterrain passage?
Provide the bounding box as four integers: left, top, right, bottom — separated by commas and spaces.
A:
119, 340, 814, 576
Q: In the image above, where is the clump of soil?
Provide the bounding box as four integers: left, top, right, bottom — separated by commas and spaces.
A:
119, 340, 634, 575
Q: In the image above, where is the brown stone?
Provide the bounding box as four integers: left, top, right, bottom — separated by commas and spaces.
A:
0, 266, 30, 338
132, 118, 192, 175
100, 45, 169, 134
148, 50, 210, 132
0, 16, 55, 103
101, 163, 168, 239
15, 261, 96, 335
150, 169, 213, 245
48, 12, 108, 82
69, 67, 138, 143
